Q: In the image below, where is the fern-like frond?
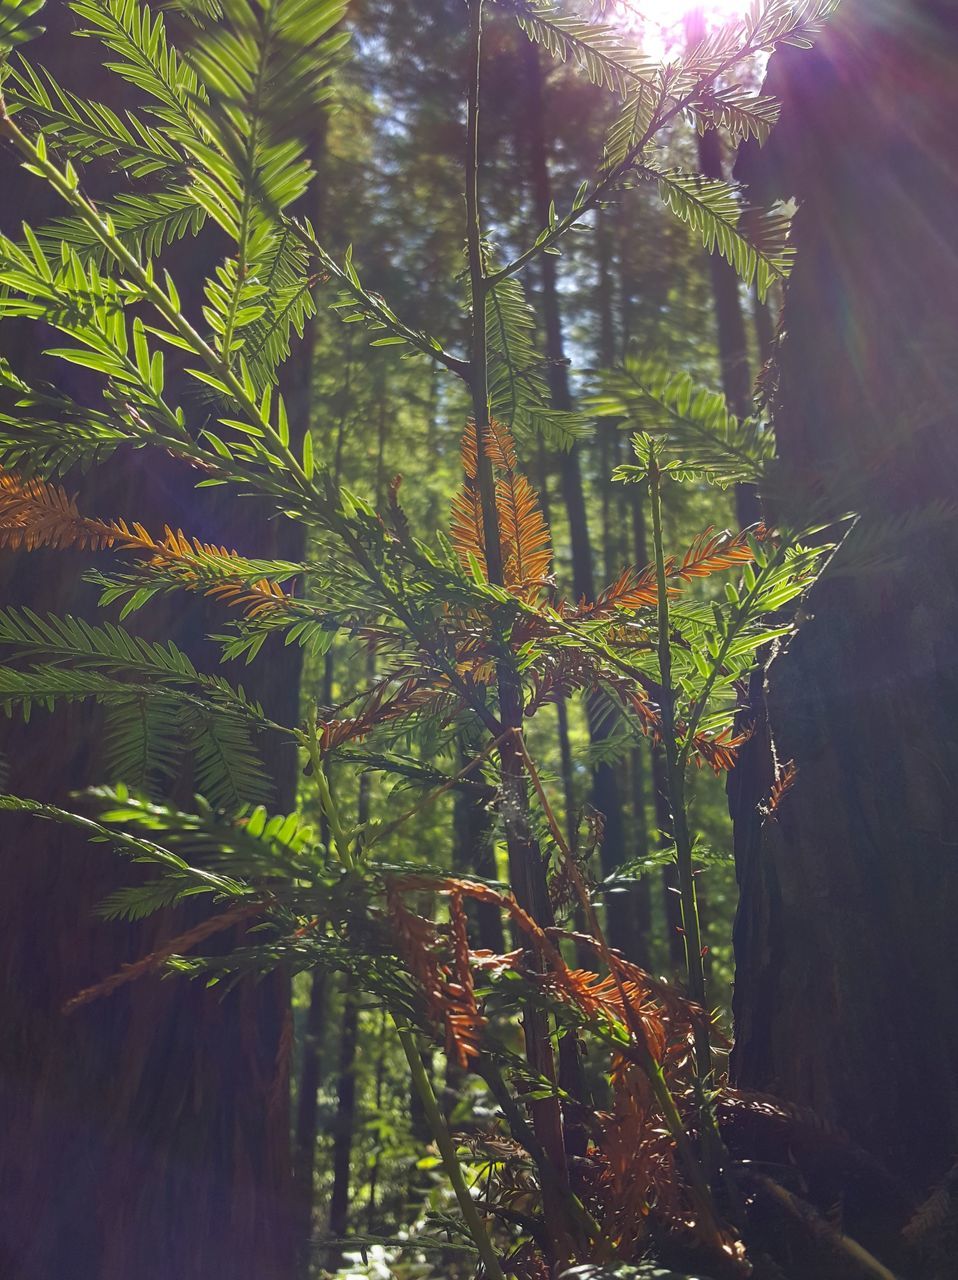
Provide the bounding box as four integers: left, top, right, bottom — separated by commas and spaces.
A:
498, 471, 551, 594
649, 168, 794, 301
0, 468, 115, 549
485, 274, 590, 450
240, 226, 316, 386
591, 355, 775, 488
449, 418, 552, 596
674, 527, 757, 583
0, 0, 44, 55
0, 361, 129, 476
6, 60, 185, 176
102, 693, 183, 791
180, 703, 271, 810
68, 0, 209, 145
0, 607, 271, 735
42, 189, 206, 261
0, 472, 301, 617
506, 0, 658, 97
691, 85, 781, 146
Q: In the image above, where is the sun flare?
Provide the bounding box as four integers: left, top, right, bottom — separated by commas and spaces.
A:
625, 0, 751, 59
638, 0, 750, 27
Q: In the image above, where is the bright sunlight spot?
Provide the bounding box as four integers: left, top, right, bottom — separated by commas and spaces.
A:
639, 0, 749, 27
628, 0, 751, 58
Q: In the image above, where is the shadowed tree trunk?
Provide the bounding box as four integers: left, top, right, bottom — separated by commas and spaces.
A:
0, 13, 301, 1277
327, 974, 360, 1251
729, 0, 958, 1199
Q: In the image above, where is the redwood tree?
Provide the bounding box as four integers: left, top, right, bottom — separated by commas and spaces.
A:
730, 0, 958, 1202
0, 9, 300, 1277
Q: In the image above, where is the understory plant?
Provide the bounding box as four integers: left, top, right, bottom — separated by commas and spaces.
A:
0, 0, 865, 1276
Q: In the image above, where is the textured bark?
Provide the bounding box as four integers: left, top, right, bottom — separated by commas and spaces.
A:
0, 14, 299, 1277
730, 0, 958, 1195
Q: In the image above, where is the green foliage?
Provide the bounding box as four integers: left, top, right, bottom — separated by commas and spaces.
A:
651, 169, 794, 302
485, 272, 590, 450
591, 355, 776, 489
508, 0, 659, 98
0, 0, 845, 1274
0, 0, 44, 57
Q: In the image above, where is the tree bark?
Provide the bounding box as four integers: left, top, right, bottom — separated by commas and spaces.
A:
0, 14, 299, 1277
729, 0, 958, 1199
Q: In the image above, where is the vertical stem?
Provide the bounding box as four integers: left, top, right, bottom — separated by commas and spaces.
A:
463, 3, 578, 1252
397, 1024, 507, 1280
648, 447, 712, 1082
465, 0, 502, 587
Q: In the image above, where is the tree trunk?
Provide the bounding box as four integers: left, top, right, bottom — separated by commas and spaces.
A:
520, 38, 641, 962
327, 975, 360, 1248
686, 8, 761, 530
0, 15, 300, 1277
729, 0, 958, 1199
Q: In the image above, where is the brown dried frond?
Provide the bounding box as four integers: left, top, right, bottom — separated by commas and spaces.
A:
674, 526, 756, 583
483, 417, 518, 471
549, 967, 622, 1018
0, 469, 292, 616
317, 667, 458, 753
497, 471, 552, 598
446, 887, 484, 1068
592, 1052, 684, 1249
610, 953, 706, 1039
689, 725, 752, 773
387, 884, 486, 1069
0, 468, 116, 551
458, 879, 570, 979
460, 417, 479, 480
604, 672, 662, 738
451, 418, 553, 598
387, 886, 446, 1024
206, 575, 289, 617
450, 477, 485, 573
393, 875, 571, 981
573, 563, 665, 618
109, 522, 291, 616
764, 759, 797, 815
525, 647, 602, 716
64, 899, 263, 1013
470, 947, 524, 974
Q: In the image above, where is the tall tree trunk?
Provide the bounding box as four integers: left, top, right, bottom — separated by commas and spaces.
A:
0, 15, 298, 1278
520, 38, 640, 962
327, 975, 360, 1249
293, 966, 329, 1278
686, 9, 761, 531
595, 206, 652, 967
729, 0, 958, 1201
366, 1009, 390, 1231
